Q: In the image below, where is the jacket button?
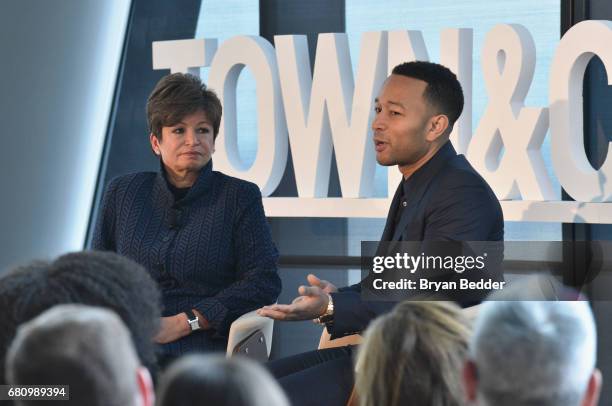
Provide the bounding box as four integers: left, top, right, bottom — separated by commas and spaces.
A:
402, 201, 407, 207
162, 235, 170, 242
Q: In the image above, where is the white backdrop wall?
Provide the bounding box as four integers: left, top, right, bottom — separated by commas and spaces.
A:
0, 0, 131, 272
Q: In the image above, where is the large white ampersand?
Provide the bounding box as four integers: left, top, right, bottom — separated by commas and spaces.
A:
467, 24, 555, 201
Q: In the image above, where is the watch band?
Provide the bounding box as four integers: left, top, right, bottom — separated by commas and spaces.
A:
316, 293, 334, 325
185, 309, 201, 331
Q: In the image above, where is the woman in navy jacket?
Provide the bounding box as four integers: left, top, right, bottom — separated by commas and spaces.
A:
93, 73, 281, 362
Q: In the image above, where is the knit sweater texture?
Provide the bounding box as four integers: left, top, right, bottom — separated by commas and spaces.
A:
92, 160, 281, 356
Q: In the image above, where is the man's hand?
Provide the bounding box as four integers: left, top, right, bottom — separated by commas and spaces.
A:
257, 275, 332, 321
154, 314, 190, 344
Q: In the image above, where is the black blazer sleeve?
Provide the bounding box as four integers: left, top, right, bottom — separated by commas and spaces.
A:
191, 183, 282, 336
423, 171, 503, 241
326, 291, 395, 338
91, 178, 120, 251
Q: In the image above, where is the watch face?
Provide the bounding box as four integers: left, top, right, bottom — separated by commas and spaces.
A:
189, 318, 200, 330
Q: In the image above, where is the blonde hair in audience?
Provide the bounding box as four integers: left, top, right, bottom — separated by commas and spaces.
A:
356, 301, 471, 406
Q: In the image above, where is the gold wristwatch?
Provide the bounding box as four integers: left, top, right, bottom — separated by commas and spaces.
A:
316, 293, 334, 324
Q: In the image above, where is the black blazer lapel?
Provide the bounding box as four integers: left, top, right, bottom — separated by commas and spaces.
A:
390, 142, 458, 242
380, 181, 403, 242
391, 169, 441, 243
391, 202, 418, 241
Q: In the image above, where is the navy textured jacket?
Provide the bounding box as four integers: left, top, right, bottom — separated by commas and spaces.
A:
328, 141, 504, 339
92, 160, 281, 355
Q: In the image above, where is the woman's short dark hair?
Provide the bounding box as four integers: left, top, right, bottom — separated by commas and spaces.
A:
392, 61, 464, 129
157, 355, 289, 406
0, 250, 161, 383
146, 73, 222, 140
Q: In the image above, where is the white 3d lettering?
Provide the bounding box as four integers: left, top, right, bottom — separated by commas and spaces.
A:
152, 21, 612, 223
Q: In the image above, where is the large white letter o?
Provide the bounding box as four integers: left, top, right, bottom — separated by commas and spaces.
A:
208, 35, 287, 196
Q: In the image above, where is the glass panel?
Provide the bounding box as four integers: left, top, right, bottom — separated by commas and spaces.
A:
346, 0, 561, 246
196, 1, 259, 168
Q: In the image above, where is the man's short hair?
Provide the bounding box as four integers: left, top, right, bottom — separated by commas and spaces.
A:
392, 61, 464, 129
470, 300, 597, 406
6, 304, 141, 406
0, 250, 161, 382
147, 73, 222, 140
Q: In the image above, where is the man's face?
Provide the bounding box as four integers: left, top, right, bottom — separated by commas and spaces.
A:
372, 75, 433, 172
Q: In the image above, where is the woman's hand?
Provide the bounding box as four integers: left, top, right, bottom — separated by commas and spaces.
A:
154, 314, 191, 344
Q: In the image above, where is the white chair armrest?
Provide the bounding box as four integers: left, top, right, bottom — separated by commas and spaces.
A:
226, 310, 274, 359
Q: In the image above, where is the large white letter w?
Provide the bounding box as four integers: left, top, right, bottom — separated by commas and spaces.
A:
275, 32, 387, 197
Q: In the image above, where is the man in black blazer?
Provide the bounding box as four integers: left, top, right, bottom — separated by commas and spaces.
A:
258, 61, 503, 406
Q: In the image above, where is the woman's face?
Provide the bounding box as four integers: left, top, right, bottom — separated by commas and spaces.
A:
150, 110, 215, 180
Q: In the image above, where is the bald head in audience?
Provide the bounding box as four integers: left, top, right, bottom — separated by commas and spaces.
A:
464, 299, 601, 406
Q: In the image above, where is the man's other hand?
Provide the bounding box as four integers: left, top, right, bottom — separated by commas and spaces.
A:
257, 280, 330, 321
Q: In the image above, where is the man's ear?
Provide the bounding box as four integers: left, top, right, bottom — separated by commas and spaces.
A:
462, 360, 479, 402
582, 368, 602, 406
149, 133, 161, 156
425, 114, 450, 142
136, 366, 155, 406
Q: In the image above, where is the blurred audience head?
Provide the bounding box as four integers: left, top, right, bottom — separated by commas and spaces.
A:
356, 301, 471, 406
156, 354, 289, 406
6, 304, 154, 406
464, 299, 600, 406
0, 250, 161, 382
